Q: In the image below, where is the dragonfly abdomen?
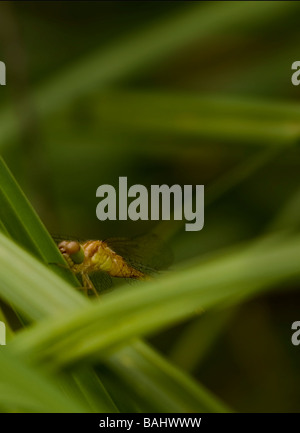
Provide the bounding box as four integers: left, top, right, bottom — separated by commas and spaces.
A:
84, 240, 148, 280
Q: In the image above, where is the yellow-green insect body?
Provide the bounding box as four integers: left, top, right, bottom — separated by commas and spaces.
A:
58, 239, 149, 295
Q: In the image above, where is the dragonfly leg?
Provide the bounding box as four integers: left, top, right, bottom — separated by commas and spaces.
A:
81, 272, 99, 297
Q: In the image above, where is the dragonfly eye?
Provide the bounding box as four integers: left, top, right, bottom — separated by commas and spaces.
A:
58, 241, 85, 264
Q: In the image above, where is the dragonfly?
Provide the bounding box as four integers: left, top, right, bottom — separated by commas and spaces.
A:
54, 233, 172, 296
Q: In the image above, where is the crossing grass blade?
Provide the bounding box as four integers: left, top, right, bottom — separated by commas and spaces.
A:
0, 349, 88, 413
0, 156, 79, 287
0, 157, 229, 412
6, 231, 300, 370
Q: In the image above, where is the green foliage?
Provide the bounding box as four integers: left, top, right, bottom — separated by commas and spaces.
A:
0, 157, 229, 412
1, 1, 300, 413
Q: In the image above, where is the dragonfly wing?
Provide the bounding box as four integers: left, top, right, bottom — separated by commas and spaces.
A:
105, 233, 173, 275
52, 234, 85, 244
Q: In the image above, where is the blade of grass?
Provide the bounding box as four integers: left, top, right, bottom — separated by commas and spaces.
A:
58, 366, 119, 413
0, 231, 229, 412
0, 233, 86, 321
90, 91, 300, 147
169, 308, 237, 372
0, 156, 79, 287
0, 2, 297, 148
5, 231, 300, 370
0, 158, 119, 412
1, 154, 298, 410
100, 339, 230, 413
0, 156, 232, 412
268, 185, 300, 233
0, 349, 87, 413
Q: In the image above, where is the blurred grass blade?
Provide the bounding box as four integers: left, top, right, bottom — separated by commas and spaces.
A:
0, 218, 9, 236
60, 367, 119, 413
0, 231, 229, 412
6, 231, 300, 369
0, 158, 228, 412
0, 2, 297, 147
102, 340, 230, 413
0, 231, 86, 320
0, 156, 50, 260
268, 185, 300, 232
0, 349, 87, 413
169, 309, 237, 372
34, 1, 292, 114
0, 156, 79, 286
92, 91, 300, 147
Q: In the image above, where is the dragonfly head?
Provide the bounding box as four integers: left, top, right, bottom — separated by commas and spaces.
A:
58, 241, 85, 265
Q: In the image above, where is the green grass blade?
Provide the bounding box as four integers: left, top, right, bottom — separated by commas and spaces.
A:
0, 231, 229, 412
169, 309, 237, 373
91, 91, 300, 147
103, 340, 230, 413
7, 232, 300, 369
0, 2, 297, 148
58, 367, 119, 413
0, 349, 87, 413
0, 232, 85, 321
0, 156, 79, 286
0, 158, 229, 412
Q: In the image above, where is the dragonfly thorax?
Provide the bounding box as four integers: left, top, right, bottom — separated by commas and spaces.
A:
83, 240, 116, 272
